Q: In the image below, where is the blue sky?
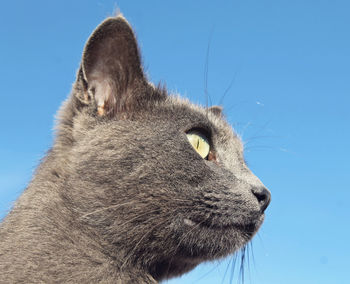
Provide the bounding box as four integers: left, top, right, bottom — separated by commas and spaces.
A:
1, 1, 349, 283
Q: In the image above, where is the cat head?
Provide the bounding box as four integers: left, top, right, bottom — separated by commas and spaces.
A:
56, 15, 270, 280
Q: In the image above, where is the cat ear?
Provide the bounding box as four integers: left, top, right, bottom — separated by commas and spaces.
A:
208, 106, 223, 117
80, 15, 147, 116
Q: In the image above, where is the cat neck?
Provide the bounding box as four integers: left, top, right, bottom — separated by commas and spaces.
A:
0, 161, 157, 283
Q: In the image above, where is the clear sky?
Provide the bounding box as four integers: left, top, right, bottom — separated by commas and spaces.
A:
1, 1, 349, 283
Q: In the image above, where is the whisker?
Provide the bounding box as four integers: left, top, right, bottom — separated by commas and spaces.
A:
249, 241, 256, 268
243, 135, 280, 146
116, 208, 169, 228
244, 145, 275, 152
204, 26, 215, 116
238, 245, 246, 284
242, 120, 272, 142
79, 200, 137, 219
229, 253, 238, 284
221, 256, 233, 284
218, 69, 240, 106
79, 198, 195, 221
193, 260, 222, 283
223, 100, 250, 116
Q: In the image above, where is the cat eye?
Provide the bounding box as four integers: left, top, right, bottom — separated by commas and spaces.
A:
186, 130, 210, 159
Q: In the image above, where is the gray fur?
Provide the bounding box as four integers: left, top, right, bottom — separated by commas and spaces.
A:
0, 15, 270, 283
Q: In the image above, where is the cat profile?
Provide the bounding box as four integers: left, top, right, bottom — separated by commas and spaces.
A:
0, 15, 270, 283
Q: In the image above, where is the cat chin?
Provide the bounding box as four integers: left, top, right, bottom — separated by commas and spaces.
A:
149, 257, 200, 281
172, 214, 265, 260
150, 215, 264, 281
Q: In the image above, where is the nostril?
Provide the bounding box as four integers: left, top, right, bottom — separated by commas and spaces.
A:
251, 187, 271, 212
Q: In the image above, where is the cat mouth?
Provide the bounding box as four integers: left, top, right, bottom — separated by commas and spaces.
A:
183, 216, 262, 234
171, 216, 262, 262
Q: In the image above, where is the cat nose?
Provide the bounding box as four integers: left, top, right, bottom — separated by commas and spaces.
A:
251, 186, 271, 212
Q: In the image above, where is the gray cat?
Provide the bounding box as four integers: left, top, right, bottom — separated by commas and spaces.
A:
0, 15, 270, 283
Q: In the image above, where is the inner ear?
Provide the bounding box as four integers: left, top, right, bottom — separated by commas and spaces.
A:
81, 15, 146, 116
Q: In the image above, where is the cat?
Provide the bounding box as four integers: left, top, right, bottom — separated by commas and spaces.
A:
0, 15, 270, 283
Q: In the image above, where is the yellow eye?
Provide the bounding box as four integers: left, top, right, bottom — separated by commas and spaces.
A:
186, 130, 210, 159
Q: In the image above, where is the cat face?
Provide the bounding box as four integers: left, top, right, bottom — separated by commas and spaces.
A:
59, 15, 270, 280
